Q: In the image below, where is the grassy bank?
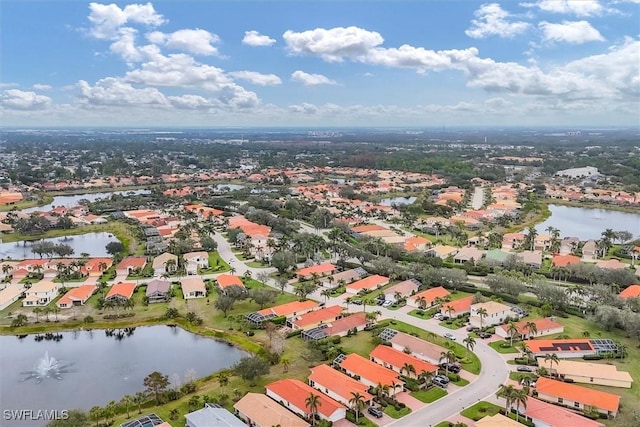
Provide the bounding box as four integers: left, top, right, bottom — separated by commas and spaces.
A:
542, 198, 640, 214
0, 195, 54, 212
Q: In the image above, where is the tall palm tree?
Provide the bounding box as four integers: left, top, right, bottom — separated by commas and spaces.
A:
507, 321, 519, 347
88, 406, 103, 427
544, 353, 560, 375
496, 384, 516, 413
305, 393, 321, 426
417, 369, 435, 388
512, 387, 529, 421
33, 307, 42, 323
524, 321, 538, 339
415, 296, 427, 309
121, 395, 133, 419
439, 350, 457, 373
281, 358, 290, 373
401, 362, 416, 378
133, 392, 146, 414
476, 307, 488, 329
463, 335, 476, 357
348, 392, 366, 423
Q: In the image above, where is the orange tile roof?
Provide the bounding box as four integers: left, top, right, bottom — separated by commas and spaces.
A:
413, 286, 450, 305
524, 398, 605, 427
265, 379, 345, 418
346, 275, 389, 291
339, 353, 400, 387
258, 300, 319, 317
524, 339, 593, 354
216, 274, 245, 289
404, 236, 430, 251
296, 263, 337, 278
619, 284, 640, 299
351, 224, 386, 233
441, 296, 473, 315
552, 254, 581, 267
370, 345, 437, 374
105, 282, 137, 300
291, 305, 343, 328
81, 257, 113, 275
497, 317, 563, 336
116, 256, 147, 270
57, 285, 96, 306
308, 364, 373, 402
535, 377, 620, 412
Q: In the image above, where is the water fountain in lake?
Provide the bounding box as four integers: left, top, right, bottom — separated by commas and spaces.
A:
20, 351, 74, 383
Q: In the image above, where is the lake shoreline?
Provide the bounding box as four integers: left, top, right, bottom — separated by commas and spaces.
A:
542, 198, 640, 214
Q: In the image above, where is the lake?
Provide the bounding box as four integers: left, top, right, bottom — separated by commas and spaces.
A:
0, 232, 119, 260
0, 326, 246, 425
22, 190, 151, 213
535, 205, 640, 241
379, 196, 417, 206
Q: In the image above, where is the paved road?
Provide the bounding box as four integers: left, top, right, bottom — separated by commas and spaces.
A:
471, 186, 484, 210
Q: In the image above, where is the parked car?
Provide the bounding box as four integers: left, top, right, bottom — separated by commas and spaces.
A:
444, 332, 456, 340
434, 374, 450, 384
382, 300, 393, 308
517, 365, 532, 372
351, 299, 363, 305
433, 313, 444, 320
479, 332, 491, 339
367, 407, 384, 418
466, 326, 479, 332
440, 363, 461, 373
376, 299, 385, 306
433, 377, 449, 388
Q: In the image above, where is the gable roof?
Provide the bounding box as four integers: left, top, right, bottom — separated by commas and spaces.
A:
308, 364, 373, 402
471, 300, 510, 315
619, 284, 640, 298
522, 398, 605, 427
535, 377, 620, 412
370, 344, 437, 374
323, 312, 369, 336
146, 279, 171, 294
552, 254, 581, 267
413, 286, 450, 305
524, 338, 594, 354
387, 330, 447, 362
475, 414, 522, 427
57, 285, 96, 305
265, 379, 345, 418
291, 305, 343, 328
105, 282, 136, 300
257, 300, 319, 317
233, 393, 309, 427
497, 317, 563, 336
535, 358, 633, 384
296, 263, 337, 278
346, 275, 389, 291
442, 295, 474, 315
116, 256, 147, 270
338, 353, 399, 387
181, 277, 206, 293
217, 274, 245, 289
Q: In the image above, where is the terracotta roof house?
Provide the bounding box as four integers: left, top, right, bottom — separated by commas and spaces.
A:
596, 259, 628, 270
369, 345, 437, 379
517, 397, 605, 427
524, 339, 596, 358
248, 300, 319, 324
105, 282, 137, 302
183, 251, 209, 275
115, 257, 147, 276
536, 357, 633, 388
288, 305, 343, 331
344, 275, 389, 294
0, 285, 25, 311
440, 296, 474, 318
351, 224, 387, 234
296, 263, 338, 281
233, 393, 309, 427
404, 236, 431, 252
534, 377, 620, 417
335, 353, 402, 394
57, 285, 96, 309
319, 268, 367, 287
469, 301, 512, 328
145, 279, 171, 303
216, 274, 246, 294
619, 284, 640, 299
185, 403, 245, 427
181, 277, 206, 299
383, 279, 421, 303
80, 257, 113, 277
407, 286, 450, 309
453, 246, 484, 264
495, 317, 564, 340
152, 252, 178, 277
551, 254, 581, 268
22, 281, 61, 307
502, 232, 526, 250
302, 312, 370, 341
425, 244, 458, 259
475, 414, 522, 427
265, 379, 346, 423
308, 364, 373, 407
517, 250, 543, 269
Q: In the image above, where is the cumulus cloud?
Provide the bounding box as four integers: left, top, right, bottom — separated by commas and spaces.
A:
283, 26, 385, 62
229, 71, 282, 86
524, 0, 608, 16
146, 29, 220, 55
167, 94, 214, 109
32, 84, 53, 91
242, 30, 276, 46
77, 77, 168, 106
291, 71, 337, 86
1, 89, 52, 110
539, 20, 605, 44
466, 3, 531, 39
87, 2, 165, 39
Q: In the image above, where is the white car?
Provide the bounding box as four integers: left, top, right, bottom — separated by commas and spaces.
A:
433, 313, 444, 320
444, 332, 456, 340
382, 300, 393, 308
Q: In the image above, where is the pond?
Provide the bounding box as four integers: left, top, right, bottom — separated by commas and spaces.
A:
0, 232, 119, 260
535, 205, 640, 241
22, 190, 151, 213
379, 196, 417, 207
0, 326, 247, 425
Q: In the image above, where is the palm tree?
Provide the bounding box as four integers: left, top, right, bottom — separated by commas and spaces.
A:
544, 353, 560, 375
33, 307, 42, 323
417, 369, 435, 388
121, 395, 133, 418
463, 335, 476, 357
415, 296, 427, 309
372, 382, 389, 401
320, 288, 332, 303
305, 393, 321, 426
439, 350, 457, 373
476, 307, 488, 329
496, 384, 516, 413
169, 408, 179, 421
281, 358, 290, 373
524, 321, 538, 339
133, 392, 146, 414
217, 372, 229, 387
348, 392, 366, 423
507, 321, 519, 347
512, 387, 528, 421
401, 362, 416, 378
89, 406, 102, 427
445, 304, 454, 320
365, 310, 381, 323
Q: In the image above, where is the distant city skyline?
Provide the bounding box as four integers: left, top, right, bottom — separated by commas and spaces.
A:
1, 1, 639, 127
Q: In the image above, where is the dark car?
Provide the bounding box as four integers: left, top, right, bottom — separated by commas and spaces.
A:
440, 363, 461, 373
517, 365, 532, 372
479, 332, 491, 339
351, 299, 363, 305
367, 407, 384, 418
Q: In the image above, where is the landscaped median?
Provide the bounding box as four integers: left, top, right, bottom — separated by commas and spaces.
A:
411, 386, 447, 403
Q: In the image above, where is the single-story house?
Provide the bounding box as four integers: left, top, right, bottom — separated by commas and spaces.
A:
536, 358, 633, 388
216, 274, 247, 294
476, 414, 522, 427
383, 279, 421, 303
454, 246, 484, 264
425, 244, 458, 259
0, 285, 25, 311
181, 277, 207, 299
517, 397, 605, 427
81, 257, 113, 277
296, 263, 338, 281
319, 267, 367, 287
145, 279, 171, 303
22, 281, 61, 307
404, 236, 431, 252
484, 249, 512, 266
534, 377, 620, 417
288, 305, 343, 331
183, 251, 209, 275
369, 344, 437, 379
559, 237, 580, 255
517, 250, 543, 269
469, 301, 512, 328
57, 285, 96, 309
247, 300, 319, 325
152, 252, 178, 277
115, 256, 147, 276
495, 317, 564, 340
105, 282, 137, 302
596, 259, 628, 270
551, 254, 581, 268
441, 296, 474, 318
308, 364, 373, 407
234, 393, 309, 427
185, 403, 245, 427
619, 284, 640, 299
301, 312, 369, 341
407, 286, 450, 309
524, 339, 597, 359
582, 240, 598, 260
344, 275, 389, 294
265, 379, 346, 423
335, 353, 402, 395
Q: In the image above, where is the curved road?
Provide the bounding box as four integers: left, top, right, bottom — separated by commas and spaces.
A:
211, 230, 510, 426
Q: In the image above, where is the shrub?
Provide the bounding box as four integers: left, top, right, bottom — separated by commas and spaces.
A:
270, 315, 286, 325
286, 329, 302, 338
83, 316, 95, 324
583, 354, 603, 360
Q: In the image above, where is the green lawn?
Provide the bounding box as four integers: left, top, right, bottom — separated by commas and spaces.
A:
383, 405, 411, 418
488, 340, 519, 354
433, 422, 451, 427
449, 376, 470, 386
411, 387, 447, 403
196, 251, 230, 274
346, 410, 378, 427
245, 261, 267, 268
460, 401, 502, 421
509, 372, 537, 382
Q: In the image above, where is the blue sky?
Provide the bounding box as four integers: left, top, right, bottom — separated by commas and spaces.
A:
1, 0, 639, 126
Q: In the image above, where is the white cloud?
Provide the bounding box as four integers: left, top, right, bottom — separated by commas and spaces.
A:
146, 29, 220, 56
291, 71, 337, 86
365, 45, 479, 72
466, 3, 531, 39
167, 94, 214, 109
32, 84, 52, 91
87, 2, 165, 39
0, 82, 19, 88
283, 26, 385, 62
242, 30, 276, 47
1, 89, 52, 110
110, 27, 143, 62
539, 20, 605, 44
77, 77, 168, 106
229, 71, 282, 86
527, 0, 608, 16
